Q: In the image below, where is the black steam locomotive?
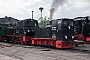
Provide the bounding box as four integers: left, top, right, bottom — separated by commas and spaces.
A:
2, 18, 74, 49
74, 16, 90, 42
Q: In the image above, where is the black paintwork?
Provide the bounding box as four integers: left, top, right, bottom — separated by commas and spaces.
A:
74, 16, 90, 37
6, 19, 38, 37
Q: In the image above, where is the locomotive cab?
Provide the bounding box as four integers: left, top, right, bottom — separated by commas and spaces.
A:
16, 19, 38, 37
51, 19, 74, 41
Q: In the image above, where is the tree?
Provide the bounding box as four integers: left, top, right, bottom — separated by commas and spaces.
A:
38, 16, 49, 28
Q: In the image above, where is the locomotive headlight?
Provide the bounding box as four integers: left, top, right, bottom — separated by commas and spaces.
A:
68, 26, 70, 29
32, 30, 35, 31
72, 36, 74, 39
27, 30, 30, 32
24, 32, 26, 34
65, 36, 67, 39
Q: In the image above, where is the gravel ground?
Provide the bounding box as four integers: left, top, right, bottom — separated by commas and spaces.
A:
0, 42, 90, 60
0, 54, 20, 60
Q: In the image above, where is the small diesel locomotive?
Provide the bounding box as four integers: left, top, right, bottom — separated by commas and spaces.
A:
2, 18, 74, 49
2, 19, 38, 44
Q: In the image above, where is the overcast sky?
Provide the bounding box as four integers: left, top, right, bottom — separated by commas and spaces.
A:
0, 0, 90, 20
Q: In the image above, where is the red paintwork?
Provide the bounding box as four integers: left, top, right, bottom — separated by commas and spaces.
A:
56, 41, 73, 49
74, 34, 84, 41
23, 36, 32, 42
12, 36, 23, 44
31, 38, 56, 46
13, 36, 32, 44
86, 37, 90, 42
31, 38, 74, 49
0, 37, 2, 41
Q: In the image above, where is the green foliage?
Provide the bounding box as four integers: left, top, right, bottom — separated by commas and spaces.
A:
38, 16, 49, 28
